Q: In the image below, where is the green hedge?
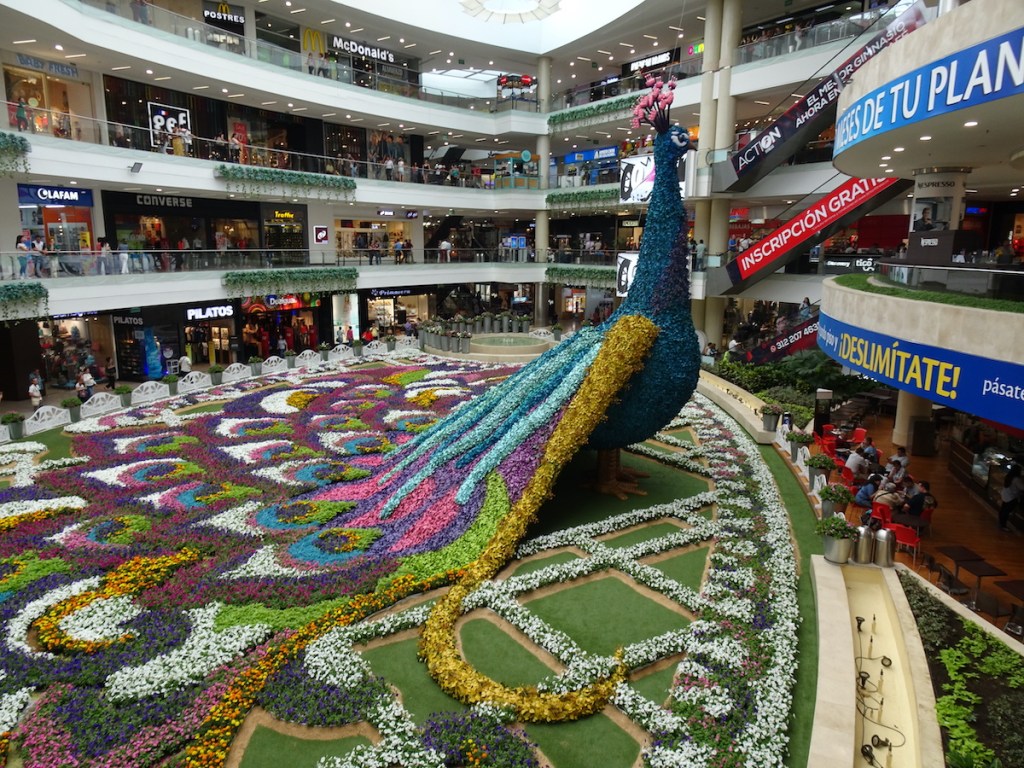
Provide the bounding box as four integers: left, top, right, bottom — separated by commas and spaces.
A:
835, 273, 1024, 314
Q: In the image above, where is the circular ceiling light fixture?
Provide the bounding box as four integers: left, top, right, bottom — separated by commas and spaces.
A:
461, 0, 561, 23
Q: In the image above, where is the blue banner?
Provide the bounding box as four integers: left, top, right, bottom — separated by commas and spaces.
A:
818, 313, 1024, 429
835, 25, 1024, 155
17, 184, 94, 207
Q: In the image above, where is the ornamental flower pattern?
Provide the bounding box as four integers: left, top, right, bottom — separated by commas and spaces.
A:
0, 357, 797, 768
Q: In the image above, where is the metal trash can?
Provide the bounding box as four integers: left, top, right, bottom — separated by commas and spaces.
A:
873, 528, 895, 568
853, 525, 875, 564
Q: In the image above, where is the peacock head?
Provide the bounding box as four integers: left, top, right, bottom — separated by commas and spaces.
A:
658, 125, 691, 160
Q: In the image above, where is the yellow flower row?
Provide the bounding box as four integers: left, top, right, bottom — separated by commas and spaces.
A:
34, 549, 200, 654
285, 391, 317, 410
419, 315, 657, 721
0, 507, 72, 533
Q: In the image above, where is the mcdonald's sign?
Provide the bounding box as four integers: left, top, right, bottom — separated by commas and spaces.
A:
303, 28, 327, 56
202, 1, 244, 32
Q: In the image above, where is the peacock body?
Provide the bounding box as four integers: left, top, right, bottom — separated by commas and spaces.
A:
305, 75, 701, 719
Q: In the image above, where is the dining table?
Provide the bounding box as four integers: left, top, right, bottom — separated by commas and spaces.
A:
937, 545, 984, 595
958, 560, 1007, 610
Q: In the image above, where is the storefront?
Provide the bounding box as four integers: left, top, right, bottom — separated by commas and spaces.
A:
364, 288, 431, 334
102, 191, 262, 268
333, 218, 409, 261
38, 313, 114, 390
262, 203, 307, 265
183, 301, 240, 367
240, 294, 328, 358
17, 184, 96, 257
3, 53, 94, 137
110, 307, 182, 382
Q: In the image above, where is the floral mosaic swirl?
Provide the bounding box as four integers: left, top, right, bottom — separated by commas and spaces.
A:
0, 357, 797, 768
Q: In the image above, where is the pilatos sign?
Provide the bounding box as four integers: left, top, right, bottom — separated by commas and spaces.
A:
186, 305, 234, 320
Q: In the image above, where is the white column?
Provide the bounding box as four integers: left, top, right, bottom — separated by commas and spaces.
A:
536, 134, 550, 191
535, 209, 549, 264
697, 0, 722, 172
536, 56, 552, 114
892, 390, 934, 450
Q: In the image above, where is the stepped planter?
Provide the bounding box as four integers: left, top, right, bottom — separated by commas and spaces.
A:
352, 344, 364, 358
163, 376, 179, 396
816, 515, 858, 565
440, 335, 451, 352
483, 316, 493, 333
2, 415, 25, 440
320, 349, 330, 362
209, 369, 224, 386
62, 398, 82, 423
286, 354, 297, 368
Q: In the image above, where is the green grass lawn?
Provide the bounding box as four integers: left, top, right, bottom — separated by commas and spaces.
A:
523, 576, 688, 657
510, 551, 581, 577
530, 450, 709, 537
359, 637, 466, 724
525, 713, 641, 768
460, 618, 557, 688
238, 727, 372, 768
647, 546, 711, 593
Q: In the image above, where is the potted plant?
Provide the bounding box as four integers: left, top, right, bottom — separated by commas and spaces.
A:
806, 452, 837, 487
162, 373, 179, 395
759, 403, 784, 432
208, 364, 225, 386
440, 332, 451, 352
820, 483, 854, 518
785, 430, 814, 462
284, 349, 297, 368
114, 384, 133, 407
318, 341, 331, 362
2, 412, 26, 440
384, 333, 397, 352
481, 312, 494, 333
62, 396, 83, 423
815, 513, 858, 564
351, 339, 364, 358
551, 322, 563, 342
499, 311, 511, 333
248, 356, 264, 376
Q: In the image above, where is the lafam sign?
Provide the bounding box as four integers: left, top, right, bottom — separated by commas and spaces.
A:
835, 26, 1024, 155
18, 184, 94, 207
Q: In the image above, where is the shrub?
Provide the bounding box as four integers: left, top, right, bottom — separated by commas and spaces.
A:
162, 374, 179, 383
806, 453, 838, 470
114, 384, 133, 395
351, 339, 364, 348
1, 412, 26, 424
61, 397, 83, 409
208, 364, 225, 374
248, 356, 264, 364
820, 483, 854, 504
815, 514, 857, 539
786, 430, 815, 444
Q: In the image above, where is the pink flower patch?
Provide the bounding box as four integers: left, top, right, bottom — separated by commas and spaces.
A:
389, 484, 460, 552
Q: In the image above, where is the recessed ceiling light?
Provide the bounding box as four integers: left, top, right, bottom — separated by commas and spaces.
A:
64, 53, 86, 59
429, 49, 442, 55
344, 21, 350, 26
643, 34, 657, 40
322, 112, 336, 117
597, 49, 611, 55
12, 39, 36, 44
618, 42, 633, 47
964, 120, 978, 127
879, 163, 887, 167
262, 101, 277, 105
404, 43, 416, 48
893, 146, 905, 152
287, 103, 294, 107
154, 76, 171, 81
320, 18, 334, 24
668, 25, 684, 32
576, 56, 590, 61
350, 28, 362, 33
227, 93, 244, 98
884, 168, 894, 173
54, 44, 63, 51
881, 155, 891, 160
292, 107, 306, 112
145, 69, 153, 75
697, 15, 705, 20
222, 88, 229, 93
920, 135, 932, 140
754, 100, 770, 105
377, 36, 390, 41
289, 8, 306, 14
193, 85, 209, 90
111, 65, 130, 70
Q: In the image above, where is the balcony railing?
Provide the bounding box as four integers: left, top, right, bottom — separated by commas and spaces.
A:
878, 262, 1024, 304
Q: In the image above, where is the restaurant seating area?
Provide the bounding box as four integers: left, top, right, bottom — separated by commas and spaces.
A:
811, 411, 1023, 635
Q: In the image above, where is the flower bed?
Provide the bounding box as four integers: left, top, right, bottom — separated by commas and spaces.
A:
0, 358, 798, 768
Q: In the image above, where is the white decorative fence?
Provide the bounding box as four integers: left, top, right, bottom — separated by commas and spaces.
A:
295, 350, 321, 368
131, 381, 171, 405
24, 406, 71, 436
262, 356, 288, 375
178, 371, 213, 394
222, 363, 251, 384
328, 344, 354, 363
80, 392, 122, 419
0, 424, 9, 444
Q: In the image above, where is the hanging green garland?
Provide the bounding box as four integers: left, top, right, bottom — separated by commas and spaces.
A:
0, 281, 48, 322
545, 188, 620, 208
547, 94, 638, 127
215, 165, 356, 200
223, 267, 358, 298
0, 131, 31, 176
545, 265, 616, 289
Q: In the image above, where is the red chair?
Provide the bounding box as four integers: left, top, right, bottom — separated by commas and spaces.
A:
850, 427, 867, 444
822, 437, 837, 456
870, 502, 892, 528
822, 424, 836, 436
889, 523, 921, 565
841, 467, 856, 486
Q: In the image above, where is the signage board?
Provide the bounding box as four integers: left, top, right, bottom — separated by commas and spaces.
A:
14, 53, 78, 78
835, 24, 1024, 155
616, 251, 639, 297
818, 312, 1024, 429
619, 153, 686, 204
202, 1, 245, 33
742, 316, 819, 364
821, 256, 879, 274
313, 225, 329, 244
147, 102, 192, 149
18, 184, 93, 207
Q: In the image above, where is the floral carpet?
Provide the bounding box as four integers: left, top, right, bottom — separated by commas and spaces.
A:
0, 355, 798, 768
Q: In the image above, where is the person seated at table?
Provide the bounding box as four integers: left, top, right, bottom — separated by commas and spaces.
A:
885, 446, 909, 472
872, 484, 904, 511
880, 457, 907, 492
853, 474, 883, 509
845, 447, 870, 481
900, 480, 936, 517
861, 436, 879, 464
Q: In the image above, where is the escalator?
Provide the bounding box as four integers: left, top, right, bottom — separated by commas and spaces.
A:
730, 306, 821, 365
711, 1, 927, 194
425, 216, 463, 250
705, 175, 913, 296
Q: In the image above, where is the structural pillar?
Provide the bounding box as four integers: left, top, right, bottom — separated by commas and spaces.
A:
535, 208, 549, 264
892, 390, 935, 452
536, 55, 551, 114
703, 296, 726, 348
